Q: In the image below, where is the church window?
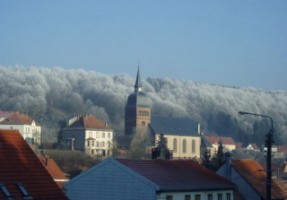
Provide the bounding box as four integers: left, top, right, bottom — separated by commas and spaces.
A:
192, 139, 196, 153
173, 138, 177, 153
182, 139, 187, 153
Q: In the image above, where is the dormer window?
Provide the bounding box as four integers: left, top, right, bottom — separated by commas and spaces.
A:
0, 182, 13, 199
16, 182, 33, 200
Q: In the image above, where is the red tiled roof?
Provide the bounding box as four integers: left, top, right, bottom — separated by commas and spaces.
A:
0, 130, 67, 199
117, 159, 235, 191
38, 154, 69, 188
205, 136, 236, 145
0, 111, 38, 125
232, 160, 287, 199
277, 146, 287, 153
68, 115, 112, 130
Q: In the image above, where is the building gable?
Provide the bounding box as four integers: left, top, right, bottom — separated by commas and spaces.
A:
64, 158, 159, 200
217, 159, 287, 200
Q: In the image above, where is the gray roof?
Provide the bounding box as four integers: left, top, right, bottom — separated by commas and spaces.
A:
150, 116, 199, 136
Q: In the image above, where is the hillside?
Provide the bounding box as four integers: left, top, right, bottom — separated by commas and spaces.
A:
0, 66, 286, 146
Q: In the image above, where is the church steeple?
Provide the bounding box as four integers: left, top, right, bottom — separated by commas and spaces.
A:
134, 66, 142, 92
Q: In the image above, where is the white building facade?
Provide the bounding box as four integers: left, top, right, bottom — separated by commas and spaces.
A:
59, 115, 113, 157
0, 111, 41, 145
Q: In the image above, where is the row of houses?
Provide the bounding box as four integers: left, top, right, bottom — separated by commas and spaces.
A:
2, 110, 287, 160
2, 128, 287, 200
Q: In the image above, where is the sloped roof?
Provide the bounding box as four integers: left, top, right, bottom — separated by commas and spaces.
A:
232, 160, 287, 199
66, 115, 112, 130
38, 154, 69, 188
277, 146, 287, 153
117, 159, 235, 192
0, 130, 67, 200
0, 111, 38, 125
205, 136, 236, 145
150, 116, 198, 136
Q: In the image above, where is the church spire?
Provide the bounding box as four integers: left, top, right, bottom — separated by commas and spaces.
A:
134, 66, 142, 92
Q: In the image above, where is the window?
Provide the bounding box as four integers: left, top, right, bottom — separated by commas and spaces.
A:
87, 141, 90, 147
0, 183, 12, 199
107, 132, 111, 138
208, 194, 213, 200
92, 140, 94, 146
185, 194, 191, 200
102, 132, 105, 138
192, 139, 196, 153
16, 182, 32, 199
226, 193, 231, 200
96, 141, 99, 147
195, 194, 201, 200
96, 132, 99, 138
173, 138, 177, 153
182, 139, 187, 153
101, 141, 105, 147
217, 193, 222, 200
166, 195, 173, 200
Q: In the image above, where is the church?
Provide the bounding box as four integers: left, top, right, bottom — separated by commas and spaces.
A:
125, 68, 201, 160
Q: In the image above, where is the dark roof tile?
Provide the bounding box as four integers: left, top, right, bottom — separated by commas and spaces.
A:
117, 159, 235, 191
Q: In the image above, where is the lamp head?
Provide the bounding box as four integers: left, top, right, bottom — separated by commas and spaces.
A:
238, 111, 249, 115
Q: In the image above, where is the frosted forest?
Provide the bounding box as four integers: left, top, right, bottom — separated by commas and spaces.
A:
0, 66, 286, 147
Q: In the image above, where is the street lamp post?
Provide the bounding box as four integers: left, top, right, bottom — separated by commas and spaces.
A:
238, 111, 273, 200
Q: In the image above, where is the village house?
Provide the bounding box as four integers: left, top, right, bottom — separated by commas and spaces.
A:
0, 129, 67, 199
217, 159, 287, 200
59, 114, 114, 157
204, 136, 236, 156
64, 157, 236, 200
245, 143, 260, 152
38, 152, 69, 188
0, 111, 41, 145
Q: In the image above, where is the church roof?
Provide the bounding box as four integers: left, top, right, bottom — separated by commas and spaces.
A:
150, 116, 198, 136
126, 67, 151, 108
134, 66, 142, 92
126, 92, 151, 108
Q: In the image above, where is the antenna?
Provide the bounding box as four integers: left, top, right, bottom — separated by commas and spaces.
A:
137, 58, 141, 68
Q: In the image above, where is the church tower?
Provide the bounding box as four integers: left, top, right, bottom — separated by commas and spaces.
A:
125, 67, 151, 135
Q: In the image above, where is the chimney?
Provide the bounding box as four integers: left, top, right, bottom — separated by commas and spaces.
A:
225, 153, 232, 180
45, 155, 49, 166
197, 123, 201, 135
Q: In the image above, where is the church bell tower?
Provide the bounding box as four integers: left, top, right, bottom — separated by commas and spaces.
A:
125, 67, 151, 135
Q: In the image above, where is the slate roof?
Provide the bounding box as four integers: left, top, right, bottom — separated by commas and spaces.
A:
232, 160, 287, 200
205, 136, 236, 145
0, 111, 38, 125
150, 116, 198, 136
38, 154, 69, 188
117, 159, 235, 192
0, 129, 68, 200
65, 115, 112, 131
